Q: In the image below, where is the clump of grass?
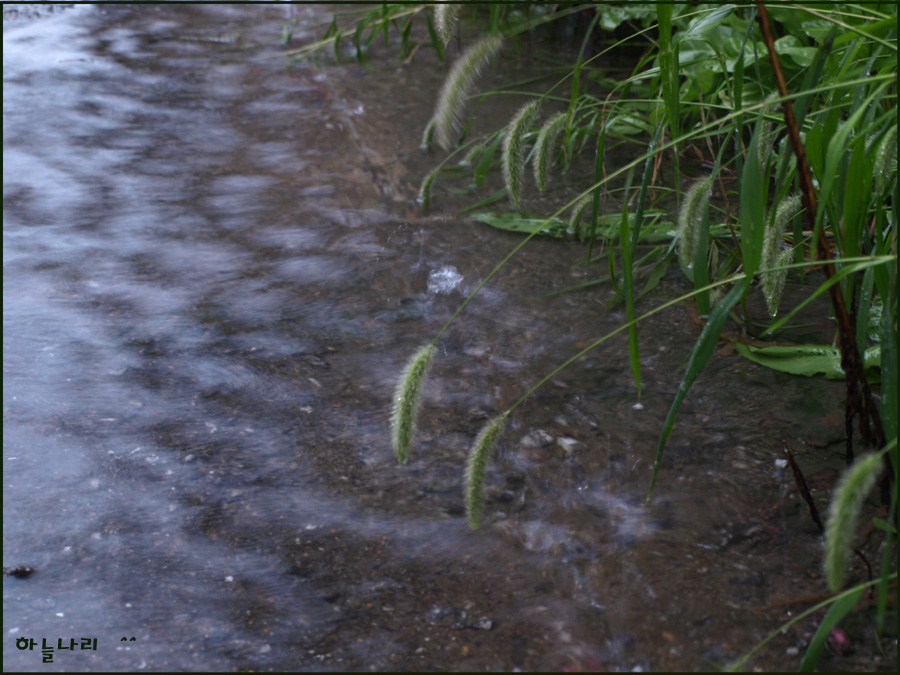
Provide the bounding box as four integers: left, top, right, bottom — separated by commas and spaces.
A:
824, 451, 884, 591
501, 99, 542, 209
465, 412, 509, 529
391, 343, 436, 464
433, 35, 504, 151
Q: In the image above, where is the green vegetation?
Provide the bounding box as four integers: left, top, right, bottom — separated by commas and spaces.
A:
288, 3, 896, 670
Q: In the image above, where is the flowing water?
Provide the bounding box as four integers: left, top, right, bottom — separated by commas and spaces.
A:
3, 4, 893, 672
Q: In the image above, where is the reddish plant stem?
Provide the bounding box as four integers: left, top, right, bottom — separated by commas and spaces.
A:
755, 3, 885, 462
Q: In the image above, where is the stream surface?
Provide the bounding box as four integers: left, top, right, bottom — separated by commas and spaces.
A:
3, 4, 893, 672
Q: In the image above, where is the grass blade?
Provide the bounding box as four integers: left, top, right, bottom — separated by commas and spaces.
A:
799, 585, 865, 672
648, 280, 747, 499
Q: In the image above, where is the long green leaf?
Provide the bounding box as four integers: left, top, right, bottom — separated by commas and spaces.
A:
619, 199, 641, 394
740, 120, 767, 279
586, 127, 606, 264
734, 343, 881, 380
799, 586, 864, 672
657, 4, 680, 189
648, 280, 747, 499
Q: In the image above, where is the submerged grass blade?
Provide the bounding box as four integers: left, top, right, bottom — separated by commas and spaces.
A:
465, 412, 508, 529
434, 35, 504, 151
501, 99, 542, 209
825, 450, 884, 591
391, 343, 436, 464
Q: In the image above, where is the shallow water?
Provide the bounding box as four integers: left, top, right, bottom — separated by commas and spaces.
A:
3, 4, 893, 672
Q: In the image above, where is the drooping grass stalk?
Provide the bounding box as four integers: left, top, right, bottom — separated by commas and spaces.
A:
501, 99, 542, 209
567, 194, 593, 239
675, 177, 714, 283
825, 449, 886, 591
391, 343, 436, 464
420, 118, 436, 151
533, 112, 566, 192
433, 35, 504, 151
417, 167, 438, 210
761, 194, 802, 316
465, 412, 508, 529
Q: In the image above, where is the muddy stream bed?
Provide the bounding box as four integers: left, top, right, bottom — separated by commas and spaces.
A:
3, 4, 894, 672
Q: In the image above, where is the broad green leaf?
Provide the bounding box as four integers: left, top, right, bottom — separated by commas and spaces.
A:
734, 343, 881, 379
469, 212, 567, 238
680, 4, 735, 41
774, 35, 817, 68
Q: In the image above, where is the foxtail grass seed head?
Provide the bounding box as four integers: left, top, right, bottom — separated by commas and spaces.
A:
756, 94, 779, 169
501, 99, 542, 209
676, 177, 713, 282
461, 138, 490, 166
534, 112, 567, 192
568, 194, 593, 240
434, 4, 461, 47
763, 248, 792, 317
824, 451, 883, 592
433, 35, 504, 151
761, 194, 800, 316
417, 167, 438, 210
465, 413, 508, 529
391, 343, 436, 464
420, 117, 436, 151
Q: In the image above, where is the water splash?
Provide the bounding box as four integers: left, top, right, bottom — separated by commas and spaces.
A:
427, 265, 463, 295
